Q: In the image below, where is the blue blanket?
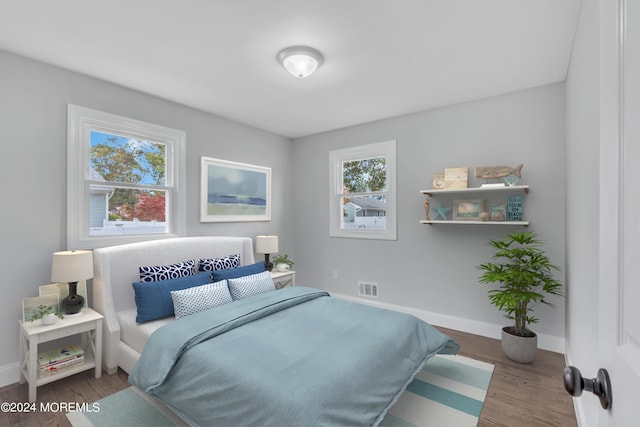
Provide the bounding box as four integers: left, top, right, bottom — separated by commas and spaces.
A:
129, 287, 459, 427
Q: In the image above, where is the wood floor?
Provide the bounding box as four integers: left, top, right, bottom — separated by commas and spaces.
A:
0, 327, 577, 427
439, 327, 577, 427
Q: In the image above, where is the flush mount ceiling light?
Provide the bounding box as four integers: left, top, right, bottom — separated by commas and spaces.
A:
278, 46, 324, 78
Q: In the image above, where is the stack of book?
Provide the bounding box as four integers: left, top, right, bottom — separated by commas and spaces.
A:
38, 344, 84, 377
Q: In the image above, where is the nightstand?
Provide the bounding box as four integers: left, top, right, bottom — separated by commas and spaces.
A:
19, 307, 103, 402
271, 270, 296, 289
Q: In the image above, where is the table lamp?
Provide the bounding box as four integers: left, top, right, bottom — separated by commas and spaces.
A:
51, 250, 93, 314
255, 235, 278, 272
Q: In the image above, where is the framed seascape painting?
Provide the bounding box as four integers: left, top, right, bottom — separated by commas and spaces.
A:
453, 199, 484, 221
200, 157, 271, 222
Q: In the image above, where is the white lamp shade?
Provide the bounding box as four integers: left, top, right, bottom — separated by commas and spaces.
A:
51, 250, 94, 283
255, 235, 279, 254
278, 46, 323, 78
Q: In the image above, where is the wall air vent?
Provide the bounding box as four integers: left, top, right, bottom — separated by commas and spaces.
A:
358, 281, 379, 299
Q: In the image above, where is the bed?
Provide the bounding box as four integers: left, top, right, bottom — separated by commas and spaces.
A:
93, 236, 459, 426
93, 236, 256, 374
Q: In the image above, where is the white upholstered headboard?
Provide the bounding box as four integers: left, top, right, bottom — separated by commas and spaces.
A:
93, 236, 254, 374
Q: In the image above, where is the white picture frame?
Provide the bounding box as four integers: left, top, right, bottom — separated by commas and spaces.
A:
200, 157, 271, 222
22, 294, 59, 322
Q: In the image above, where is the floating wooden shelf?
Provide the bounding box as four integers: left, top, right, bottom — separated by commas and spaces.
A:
420, 185, 529, 197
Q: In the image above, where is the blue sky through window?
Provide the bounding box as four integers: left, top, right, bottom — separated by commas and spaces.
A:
90, 131, 165, 185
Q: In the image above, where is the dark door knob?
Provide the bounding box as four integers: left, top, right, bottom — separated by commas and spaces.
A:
563, 366, 612, 410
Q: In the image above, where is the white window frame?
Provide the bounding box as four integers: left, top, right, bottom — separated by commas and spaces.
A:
67, 105, 186, 249
329, 140, 397, 240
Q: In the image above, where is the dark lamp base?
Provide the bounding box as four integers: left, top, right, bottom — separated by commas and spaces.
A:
264, 254, 273, 272
62, 282, 85, 314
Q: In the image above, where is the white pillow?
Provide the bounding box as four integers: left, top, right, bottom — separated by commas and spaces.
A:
227, 271, 276, 300
170, 280, 232, 319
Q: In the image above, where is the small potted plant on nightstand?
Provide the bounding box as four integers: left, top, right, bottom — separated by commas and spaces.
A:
477, 231, 563, 363
272, 254, 294, 272
30, 304, 64, 325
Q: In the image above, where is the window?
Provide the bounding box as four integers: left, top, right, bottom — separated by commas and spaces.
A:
329, 140, 396, 240
67, 105, 186, 249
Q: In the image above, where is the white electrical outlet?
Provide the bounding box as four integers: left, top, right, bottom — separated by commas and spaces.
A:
332, 270, 339, 279
357, 281, 379, 299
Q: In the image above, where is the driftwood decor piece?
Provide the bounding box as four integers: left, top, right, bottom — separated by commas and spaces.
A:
474, 164, 523, 180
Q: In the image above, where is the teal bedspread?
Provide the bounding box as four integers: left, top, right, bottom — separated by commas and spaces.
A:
129, 286, 459, 427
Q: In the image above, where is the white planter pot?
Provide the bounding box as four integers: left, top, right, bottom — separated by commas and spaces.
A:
41, 313, 59, 325
275, 263, 290, 272
501, 326, 537, 363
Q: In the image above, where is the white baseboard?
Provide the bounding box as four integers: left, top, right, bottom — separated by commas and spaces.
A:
0, 362, 21, 389
332, 292, 566, 354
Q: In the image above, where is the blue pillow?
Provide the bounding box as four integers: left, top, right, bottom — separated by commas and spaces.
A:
132, 271, 213, 322
212, 261, 266, 282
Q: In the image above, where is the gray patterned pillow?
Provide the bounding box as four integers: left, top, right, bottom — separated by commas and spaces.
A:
170, 280, 233, 319
227, 271, 276, 301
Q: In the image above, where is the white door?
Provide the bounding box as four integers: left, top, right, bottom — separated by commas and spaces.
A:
598, 0, 640, 424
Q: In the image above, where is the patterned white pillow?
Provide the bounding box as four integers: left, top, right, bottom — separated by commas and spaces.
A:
198, 254, 240, 272
227, 271, 276, 301
139, 260, 196, 282
170, 280, 233, 319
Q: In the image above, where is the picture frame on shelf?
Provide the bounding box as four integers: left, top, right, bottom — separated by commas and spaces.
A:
490, 204, 507, 221
453, 199, 484, 221
507, 195, 523, 221
444, 167, 469, 189
22, 294, 59, 323
432, 173, 445, 189
200, 157, 271, 223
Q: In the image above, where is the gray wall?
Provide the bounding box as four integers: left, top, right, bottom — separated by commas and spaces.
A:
291, 83, 567, 348
0, 47, 569, 386
0, 50, 292, 378
565, 0, 601, 423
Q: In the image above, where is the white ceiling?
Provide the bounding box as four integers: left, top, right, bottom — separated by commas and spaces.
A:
0, 1, 582, 139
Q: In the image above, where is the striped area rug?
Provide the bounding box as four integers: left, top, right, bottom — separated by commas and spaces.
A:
67, 354, 493, 427
381, 354, 494, 426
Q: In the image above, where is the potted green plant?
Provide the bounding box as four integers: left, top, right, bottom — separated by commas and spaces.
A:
272, 254, 294, 272
30, 304, 64, 325
477, 231, 563, 363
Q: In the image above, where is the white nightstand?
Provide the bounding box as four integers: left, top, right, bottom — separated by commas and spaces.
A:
271, 270, 296, 289
19, 307, 103, 402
